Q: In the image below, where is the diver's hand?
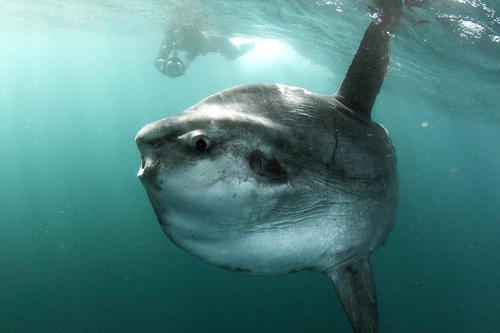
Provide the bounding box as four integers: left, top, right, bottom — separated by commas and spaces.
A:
154, 57, 167, 73
154, 56, 185, 77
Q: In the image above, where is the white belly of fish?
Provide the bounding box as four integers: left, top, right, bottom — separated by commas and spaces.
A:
159, 199, 381, 275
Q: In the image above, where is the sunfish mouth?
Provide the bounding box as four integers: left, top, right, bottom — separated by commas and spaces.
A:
136, 155, 162, 191
137, 155, 148, 178
138, 156, 146, 176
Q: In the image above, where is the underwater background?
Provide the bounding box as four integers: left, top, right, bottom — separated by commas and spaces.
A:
1, 0, 499, 332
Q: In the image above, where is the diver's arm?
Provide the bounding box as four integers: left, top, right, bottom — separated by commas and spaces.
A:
157, 42, 173, 60
336, 0, 403, 119
154, 39, 175, 73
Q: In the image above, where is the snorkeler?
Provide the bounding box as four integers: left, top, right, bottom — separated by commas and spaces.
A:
154, 25, 254, 77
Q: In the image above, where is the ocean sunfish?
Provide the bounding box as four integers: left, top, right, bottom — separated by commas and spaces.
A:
135, 4, 402, 333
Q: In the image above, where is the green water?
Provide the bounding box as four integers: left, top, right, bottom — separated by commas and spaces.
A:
1, 1, 499, 332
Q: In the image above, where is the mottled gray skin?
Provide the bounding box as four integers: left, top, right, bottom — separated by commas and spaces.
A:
136, 5, 401, 332
136, 84, 397, 275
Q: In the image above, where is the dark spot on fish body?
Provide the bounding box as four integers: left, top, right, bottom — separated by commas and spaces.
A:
220, 265, 251, 274
288, 266, 316, 274
234, 267, 251, 273
249, 150, 263, 173
248, 150, 288, 184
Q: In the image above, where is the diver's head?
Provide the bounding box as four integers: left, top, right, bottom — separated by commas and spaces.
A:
165, 57, 185, 77
156, 56, 185, 78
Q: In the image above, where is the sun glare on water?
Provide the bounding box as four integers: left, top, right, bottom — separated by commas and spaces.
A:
231, 37, 293, 62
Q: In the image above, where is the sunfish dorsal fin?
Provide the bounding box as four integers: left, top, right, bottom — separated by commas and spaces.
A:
327, 258, 379, 333
336, 21, 391, 120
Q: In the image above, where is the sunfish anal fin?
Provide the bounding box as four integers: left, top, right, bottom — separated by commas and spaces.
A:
327, 258, 379, 333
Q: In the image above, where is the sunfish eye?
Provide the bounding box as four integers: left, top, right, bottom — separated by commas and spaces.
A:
192, 135, 210, 152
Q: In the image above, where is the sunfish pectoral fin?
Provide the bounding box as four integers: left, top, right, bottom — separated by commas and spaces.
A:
327, 257, 379, 333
